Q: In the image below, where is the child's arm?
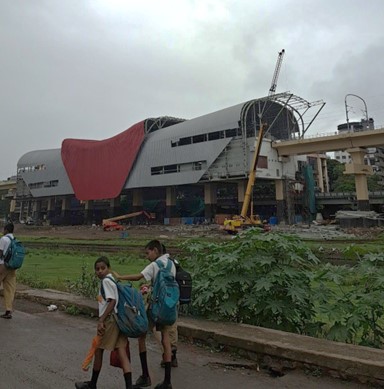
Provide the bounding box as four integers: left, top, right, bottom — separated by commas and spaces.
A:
113, 272, 144, 282
97, 298, 116, 335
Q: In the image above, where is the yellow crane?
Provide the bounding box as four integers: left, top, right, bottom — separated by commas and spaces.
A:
223, 50, 285, 233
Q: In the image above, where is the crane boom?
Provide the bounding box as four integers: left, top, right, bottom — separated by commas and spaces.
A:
223, 49, 285, 233
268, 49, 285, 96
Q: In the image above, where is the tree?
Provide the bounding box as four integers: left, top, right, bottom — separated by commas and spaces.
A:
327, 158, 383, 192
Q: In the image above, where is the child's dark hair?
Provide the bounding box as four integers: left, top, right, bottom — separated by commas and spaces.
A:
145, 240, 163, 254
4, 223, 14, 233
94, 256, 110, 269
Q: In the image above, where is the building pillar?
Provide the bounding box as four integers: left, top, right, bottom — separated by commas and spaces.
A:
32, 200, 42, 221
166, 186, 177, 218
9, 198, 17, 222
47, 197, 56, 221
109, 197, 121, 218
84, 200, 94, 225
61, 196, 71, 225
345, 148, 373, 211
132, 189, 143, 212
275, 179, 285, 224
204, 183, 217, 222
237, 180, 247, 215
322, 157, 330, 193
316, 156, 325, 193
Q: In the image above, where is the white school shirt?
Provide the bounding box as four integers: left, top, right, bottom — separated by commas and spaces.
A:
0, 233, 14, 265
98, 275, 119, 317
141, 253, 176, 285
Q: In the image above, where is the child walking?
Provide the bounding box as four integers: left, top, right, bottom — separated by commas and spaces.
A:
114, 240, 176, 389
75, 256, 139, 389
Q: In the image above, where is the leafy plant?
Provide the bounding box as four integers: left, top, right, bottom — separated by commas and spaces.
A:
181, 229, 322, 334
316, 253, 384, 347
65, 304, 81, 315
65, 262, 99, 298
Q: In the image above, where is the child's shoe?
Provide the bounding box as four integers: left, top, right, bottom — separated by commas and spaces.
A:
0, 311, 12, 319
133, 375, 151, 388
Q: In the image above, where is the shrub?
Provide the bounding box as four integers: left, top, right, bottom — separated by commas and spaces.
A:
65, 262, 99, 298
181, 228, 322, 334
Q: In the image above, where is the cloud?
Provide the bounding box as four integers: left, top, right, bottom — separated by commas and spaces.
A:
1, 0, 384, 178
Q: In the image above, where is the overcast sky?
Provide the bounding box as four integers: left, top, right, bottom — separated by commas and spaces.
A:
1, 0, 384, 179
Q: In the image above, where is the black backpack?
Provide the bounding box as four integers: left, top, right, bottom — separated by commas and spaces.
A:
171, 258, 192, 305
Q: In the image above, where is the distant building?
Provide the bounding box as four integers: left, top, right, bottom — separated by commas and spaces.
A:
12, 93, 325, 225
334, 119, 384, 183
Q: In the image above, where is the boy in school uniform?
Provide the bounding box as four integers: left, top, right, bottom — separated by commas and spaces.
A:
75, 256, 137, 389
114, 240, 176, 389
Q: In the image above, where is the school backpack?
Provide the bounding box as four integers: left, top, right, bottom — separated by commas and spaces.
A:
171, 258, 192, 305
149, 258, 180, 326
3, 236, 25, 270
101, 277, 148, 338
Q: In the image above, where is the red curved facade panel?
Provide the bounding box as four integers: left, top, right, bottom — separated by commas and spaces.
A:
61, 121, 145, 200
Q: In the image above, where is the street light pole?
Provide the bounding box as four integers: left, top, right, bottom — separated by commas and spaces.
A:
344, 94, 369, 132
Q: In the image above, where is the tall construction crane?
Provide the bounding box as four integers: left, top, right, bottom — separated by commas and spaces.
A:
269, 49, 285, 96
223, 49, 285, 233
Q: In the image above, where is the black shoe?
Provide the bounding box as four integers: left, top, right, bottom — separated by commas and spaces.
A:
0, 311, 12, 319
75, 381, 96, 389
154, 382, 172, 389
133, 375, 151, 388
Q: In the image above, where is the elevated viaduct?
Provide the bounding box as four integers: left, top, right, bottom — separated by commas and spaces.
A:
272, 128, 384, 211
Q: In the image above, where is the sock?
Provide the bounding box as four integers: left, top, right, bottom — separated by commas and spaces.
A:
124, 372, 132, 389
90, 369, 100, 388
172, 349, 177, 360
164, 362, 171, 384
139, 351, 149, 377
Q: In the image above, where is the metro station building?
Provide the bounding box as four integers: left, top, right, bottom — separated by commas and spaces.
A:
13, 93, 326, 225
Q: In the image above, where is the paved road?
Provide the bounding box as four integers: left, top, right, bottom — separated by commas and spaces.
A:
0, 298, 371, 389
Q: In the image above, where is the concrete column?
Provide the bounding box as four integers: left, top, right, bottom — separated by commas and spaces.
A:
109, 197, 121, 218
132, 189, 143, 212
84, 200, 94, 225
322, 157, 330, 193
47, 197, 56, 221
237, 180, 247, 215
204, 183, 217, 221
345, 148, 373, 211
61, 196, 71, 225
316, 156, 325, 193
275, 179, 285, 224
166, 186, 177, 218
9, 198, 16, 221
32, 200, 42, 221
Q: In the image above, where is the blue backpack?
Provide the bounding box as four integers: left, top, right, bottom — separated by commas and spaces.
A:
4, 236, 25, 270
149, 258, 180, 326
101, 277, 148, 338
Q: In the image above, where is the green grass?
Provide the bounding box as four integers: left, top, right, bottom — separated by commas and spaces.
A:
18, 248, 149, 291
18, 235, 149, 247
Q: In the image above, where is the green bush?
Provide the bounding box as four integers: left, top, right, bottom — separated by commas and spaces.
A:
316, 253, 384, 347
65, 262, 99, 298
181, 229, 322, 334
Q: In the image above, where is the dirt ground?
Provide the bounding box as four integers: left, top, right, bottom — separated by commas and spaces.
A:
13, 222, 384, 242
14, 223, 229, 241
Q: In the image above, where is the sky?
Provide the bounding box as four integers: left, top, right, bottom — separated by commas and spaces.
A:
1, 0, 384, 179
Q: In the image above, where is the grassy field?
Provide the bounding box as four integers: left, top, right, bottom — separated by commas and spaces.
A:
18, 247, 148, 291
16, 233, 384, 293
